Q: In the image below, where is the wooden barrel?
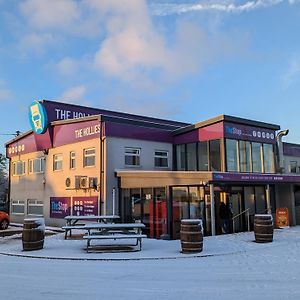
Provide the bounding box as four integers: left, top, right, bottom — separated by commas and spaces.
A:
180, 219, 203, 253
22, 218, 45, 251
254, 214, 273, 243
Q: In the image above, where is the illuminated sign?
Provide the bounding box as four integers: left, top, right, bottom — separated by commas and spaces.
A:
29, 101, 48, 134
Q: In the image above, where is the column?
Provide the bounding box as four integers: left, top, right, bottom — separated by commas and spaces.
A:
210, 184, 216, 236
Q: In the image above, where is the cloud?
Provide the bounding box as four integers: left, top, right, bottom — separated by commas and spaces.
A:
59, 85, 86, 103
56, 57, 80, 76
282, 57, 300, 87
151, 0, 297, 16
0, 80, 13, 102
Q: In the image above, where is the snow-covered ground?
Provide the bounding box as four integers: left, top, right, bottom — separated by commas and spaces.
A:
1, 227, 300, 299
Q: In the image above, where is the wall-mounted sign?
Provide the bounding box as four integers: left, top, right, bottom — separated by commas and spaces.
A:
276, 208, 289, 228
72, 196, 98, 216
50, 197, 71, 218
29, 101, 48, 134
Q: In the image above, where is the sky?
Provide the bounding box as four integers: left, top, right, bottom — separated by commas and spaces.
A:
0, 0, 300, 152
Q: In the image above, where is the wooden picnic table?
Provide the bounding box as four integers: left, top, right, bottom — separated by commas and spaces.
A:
81, 223, 146, 252
63, 215, 120, 239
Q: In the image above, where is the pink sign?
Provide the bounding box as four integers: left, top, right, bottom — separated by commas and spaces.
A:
72, 196, 98, 216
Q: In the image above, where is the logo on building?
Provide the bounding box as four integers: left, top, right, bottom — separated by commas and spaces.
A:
28, 101, 48, 134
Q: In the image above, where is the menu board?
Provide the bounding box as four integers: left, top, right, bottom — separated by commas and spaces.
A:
72, 196, 98, 216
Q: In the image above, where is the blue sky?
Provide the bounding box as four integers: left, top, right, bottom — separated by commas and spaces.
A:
0, 0, 300, 152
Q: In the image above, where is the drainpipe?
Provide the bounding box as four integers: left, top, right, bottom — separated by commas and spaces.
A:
276, 130, 289, 173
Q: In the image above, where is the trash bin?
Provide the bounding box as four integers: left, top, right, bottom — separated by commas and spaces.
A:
22, 218, 45, 251
180, 219, 203, 253
254, 214, 273, 243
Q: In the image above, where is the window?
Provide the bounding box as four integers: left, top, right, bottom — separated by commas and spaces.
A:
209, 140, 221, 171
263, 144, 275, 173
176, 144, 186, 171
83, 148, 96, 167
226, 139, 238, 172
125, 147, 140, 166
70, 151, 76, 169
186, 143, 197, 171
11, 200, 25, 214
198, 141, 208, 171
239, 141, 251, 172
154, 150, 169, 168
12, 161, 25, 176
27, 199, 43, 216
290, 161, 298, 173
53, 154, 63, 171
28, 157, 44, 174
252, 142, 262, 173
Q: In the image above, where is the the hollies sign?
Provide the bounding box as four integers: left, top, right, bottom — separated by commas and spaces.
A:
276, 208, 289, 228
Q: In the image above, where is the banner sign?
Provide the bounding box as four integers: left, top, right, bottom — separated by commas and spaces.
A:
72, 196, 98, 216
50, 197, 71, 219
276, 208, 289, 228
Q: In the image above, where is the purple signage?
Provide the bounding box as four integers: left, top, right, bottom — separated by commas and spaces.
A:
50, 197, 71, 219
224, 122, 276, 144
72, 196, 98, 216
213, 172, 300, 183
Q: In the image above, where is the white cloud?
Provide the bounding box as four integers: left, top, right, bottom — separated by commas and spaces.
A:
56, 57, 79, 76
282, 57, 300, 87
59, 85, 86, 103
0, 80, 12, 102
151, 0, 294, 16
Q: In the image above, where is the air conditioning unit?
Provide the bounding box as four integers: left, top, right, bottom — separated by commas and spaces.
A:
75, 176, 88, 189
89, 177, 98, 189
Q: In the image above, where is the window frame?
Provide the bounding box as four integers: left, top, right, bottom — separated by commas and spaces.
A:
27, 199, 44, 216
125, 147, 141, 167
12, 161, 26, 176
53, 154, 63, 171
83, 148, 96, 168
70, 151, 76, 169
11, 200, 25, 215
28, 157, 45, 174
154, 150, 169, 168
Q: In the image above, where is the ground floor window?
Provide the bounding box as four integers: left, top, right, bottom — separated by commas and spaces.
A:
27, 199, 44, 216
11, 200, 25, 214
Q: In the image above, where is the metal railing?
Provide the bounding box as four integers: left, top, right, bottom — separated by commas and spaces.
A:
232, 208, 250, 233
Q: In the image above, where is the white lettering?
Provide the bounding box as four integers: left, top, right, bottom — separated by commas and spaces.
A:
74, 125, 101, 139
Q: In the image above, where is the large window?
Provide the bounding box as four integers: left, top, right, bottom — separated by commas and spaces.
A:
12, 161, 25, 176
70, 151, 76, 169
226, 139, 238, 172
11, 200, 25, 214
209, 140, 221, 171
252, 142, 262, 173
83, 148, 96, 167
53, 154, 63, 171
186, 143, 197, 171
239, 141, 251, 172
198, 141, 208, 171
27, 199, 43, 216
263, 144, 275, 173
29, 157, 45, 174
154, 150, 169, 168
125, 147, 140, 166
176, 144, 186, 171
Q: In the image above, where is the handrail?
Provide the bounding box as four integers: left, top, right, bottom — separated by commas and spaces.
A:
232, 208, 250, 221
232, 208, 251, 233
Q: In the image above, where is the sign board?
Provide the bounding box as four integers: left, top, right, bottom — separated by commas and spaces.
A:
72, 196, 98, 216
276, 208, 289, 228
50, 197, 71, 218
28, 101, 48, 134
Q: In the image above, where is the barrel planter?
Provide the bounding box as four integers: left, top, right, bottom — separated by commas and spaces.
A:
254, 214, 274, 243
180, 219, 203, 254
22, 218, 45, 251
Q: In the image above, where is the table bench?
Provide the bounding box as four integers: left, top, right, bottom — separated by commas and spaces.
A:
62, 215, 120, 239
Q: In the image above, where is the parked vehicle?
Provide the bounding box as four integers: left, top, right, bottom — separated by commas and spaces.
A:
0, 211, 9, 230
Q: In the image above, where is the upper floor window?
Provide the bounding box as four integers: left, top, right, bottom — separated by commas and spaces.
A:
290, 161, 298, 173
209, 140, 221, 171
154, 150, 169, 168
251, 142, 263, 173
12, 161, 25, 176
263, 144, 275, 173
83, 148, 95, 167
70, 151, 76, 169
239, 141, 251, 172
125, 147, 140, 166
226, 139, 238, 172
53, 154, 63, 171
29, 157, 45, 174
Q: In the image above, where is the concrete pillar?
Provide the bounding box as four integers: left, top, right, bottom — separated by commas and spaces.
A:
210, 184, 216, 236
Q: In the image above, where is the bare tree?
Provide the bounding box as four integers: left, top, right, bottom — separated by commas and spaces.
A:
0, 153, 8, 204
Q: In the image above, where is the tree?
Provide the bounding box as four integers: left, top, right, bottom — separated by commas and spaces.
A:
0, 153, 8, 203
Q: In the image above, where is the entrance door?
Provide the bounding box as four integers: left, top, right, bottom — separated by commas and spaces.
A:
229, 192, 244, 232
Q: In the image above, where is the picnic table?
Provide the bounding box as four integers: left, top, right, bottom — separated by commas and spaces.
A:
82, 223, 146, 252
62, 215, 120, 239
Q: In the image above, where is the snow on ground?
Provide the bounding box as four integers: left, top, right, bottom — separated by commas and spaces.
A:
1, 227, 300, 299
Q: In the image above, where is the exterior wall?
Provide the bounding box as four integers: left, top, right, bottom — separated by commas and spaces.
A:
105, 137, 173, 215
10, 138, 100, 227
284, 155, 300, 174
275, 184, 296, 226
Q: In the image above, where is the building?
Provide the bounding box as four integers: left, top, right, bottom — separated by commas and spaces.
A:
5, 100, 300, 238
